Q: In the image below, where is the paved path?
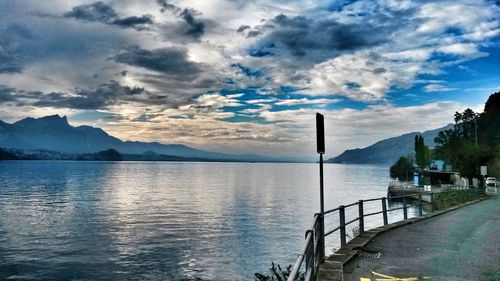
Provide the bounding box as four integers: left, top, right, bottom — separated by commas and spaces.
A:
343, 195, 500, 281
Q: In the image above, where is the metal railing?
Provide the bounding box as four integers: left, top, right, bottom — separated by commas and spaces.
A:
287, 188, 485, 281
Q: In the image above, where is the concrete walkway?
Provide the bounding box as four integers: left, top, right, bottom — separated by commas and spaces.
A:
343, 195, 500, 281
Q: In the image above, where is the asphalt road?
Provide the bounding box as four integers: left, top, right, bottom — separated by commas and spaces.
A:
343, 194, 500, 281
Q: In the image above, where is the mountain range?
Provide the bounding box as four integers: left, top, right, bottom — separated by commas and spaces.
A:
326, 124, 454, 165
0, 114, 454, 164
0, 115, 290, 162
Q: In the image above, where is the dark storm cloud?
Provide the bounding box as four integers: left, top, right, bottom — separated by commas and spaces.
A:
0, 86, 17, 103
276, 14, 385, 55
1, 76, 214, 110
237, 25, 250, 33
156, 1, 206, 39
179, 9, 205, 38
156, 0, 181, 13
111, 15, 154, 28
0, 24, 36, 74
64, 2, 153, 29
64, 1, 118, 22
0, 81, 157, 110
113, 47, 200, 78
32, 81, 146, 109
250, 13, 398, 62
246, 30, 262, 38
0, 58, 23, 74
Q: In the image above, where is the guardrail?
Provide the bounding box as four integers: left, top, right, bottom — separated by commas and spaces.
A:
287, 188, 485, 281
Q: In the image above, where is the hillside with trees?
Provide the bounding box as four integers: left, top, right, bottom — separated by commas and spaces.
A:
433, 92, 500, 180
389, 92, 500, 181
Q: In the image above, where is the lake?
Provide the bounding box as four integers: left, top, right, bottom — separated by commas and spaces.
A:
0, 161, 416, 280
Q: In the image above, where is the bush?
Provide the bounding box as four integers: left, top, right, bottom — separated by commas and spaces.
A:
390, 156, 414, 181
255, 262, 305, 281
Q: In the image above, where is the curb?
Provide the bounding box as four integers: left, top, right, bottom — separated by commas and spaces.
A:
316, 197, 489, 281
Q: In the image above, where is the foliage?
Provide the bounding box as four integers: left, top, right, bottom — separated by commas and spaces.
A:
255, 262, 304, 281
390, 156, 414, 181
479, 91, 500, 146
346, 225, 360, 240
414, 135, 431, 169
433, 92, 500, 181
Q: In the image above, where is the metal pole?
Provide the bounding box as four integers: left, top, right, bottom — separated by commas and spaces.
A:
418, 194, 423, 216
319, 153, 325, 262
316, 113, 326, 263
382, 197, 388, 225
358, 200, 364, 233
403, 196, 408, 220
339, 205, 346, 247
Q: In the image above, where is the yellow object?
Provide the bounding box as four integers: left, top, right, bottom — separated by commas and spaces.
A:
359, 271, 428, 281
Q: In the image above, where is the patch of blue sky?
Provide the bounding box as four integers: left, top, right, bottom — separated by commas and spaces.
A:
219, 85, 373, 113
70, 110, 119, 121
231, 63, 264, 78
443, 27, 464, 37
388, 43, 500, 107
223, 114, 272, 124
319, 0, 358, 12
248, 42, 276, 57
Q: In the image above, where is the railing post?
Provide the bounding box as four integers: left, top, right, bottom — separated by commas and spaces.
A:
339, 205, 346, 247
358, 200, 364, 233
304, 229, 314, 278
382, 197, 388, 225
431, 193, 435, 211
403, 196, 408, 220
418, 194, 423, 216
319, 214, 325, 264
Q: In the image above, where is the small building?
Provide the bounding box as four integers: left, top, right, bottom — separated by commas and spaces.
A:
418, 169, 464, 188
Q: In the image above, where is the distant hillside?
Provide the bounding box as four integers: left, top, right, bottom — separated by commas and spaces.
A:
0, 115, 287, 162
326, 124, 453, 165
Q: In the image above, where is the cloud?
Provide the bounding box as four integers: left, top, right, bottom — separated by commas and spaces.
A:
0, 55, 23, 74
0, 81, 154, 110
423, 84, 457, 93
275, 98, 340, 106
243, 0, 498, 102
438, 43, 479, 55
156, 0, 207, 40
33, 81, 147, 109
111, 15, 154, 28
0, 85, 17, 103
64, 1, 153, 30
0, 0, 498, 157
179, 9, 205, 38
113, 46, 200, 78
0, 24, 36, 74
250, 13, 389, 60
237, 25, 250, 33
156, 0, 181, 13
231, 63, 264, 77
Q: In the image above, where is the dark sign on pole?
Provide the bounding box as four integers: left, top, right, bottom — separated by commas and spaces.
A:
316, 112, 326, 262
316, 113, 325, 154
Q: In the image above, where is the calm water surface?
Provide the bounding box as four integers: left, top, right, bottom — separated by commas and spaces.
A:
0, 161, 413, 280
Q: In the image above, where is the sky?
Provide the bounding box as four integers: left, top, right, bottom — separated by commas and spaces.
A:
0, 0, 498, 158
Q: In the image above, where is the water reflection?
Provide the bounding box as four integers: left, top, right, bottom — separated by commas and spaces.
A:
0, 161, 393, 280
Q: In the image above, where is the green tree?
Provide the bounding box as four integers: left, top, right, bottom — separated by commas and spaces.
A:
433, 129, 459, 164
390, 156, 414, 181
434, 101, 498, 182
414, 135, 430, 169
